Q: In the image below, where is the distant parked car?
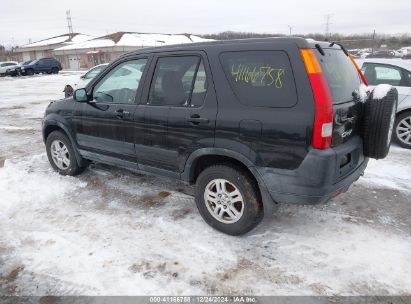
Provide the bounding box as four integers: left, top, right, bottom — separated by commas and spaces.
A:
366, 50, 395, 59
63, 63, 108, 97
5, 60, 33, 76
357, 59, 411, 149
17, 58, 62, 76
0, 61, 18, 76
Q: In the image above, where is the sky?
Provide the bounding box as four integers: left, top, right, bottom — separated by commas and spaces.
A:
1, 0, 411, 47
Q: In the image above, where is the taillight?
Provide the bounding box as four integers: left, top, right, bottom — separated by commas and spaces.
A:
349, 54, 368, 86
300, 48, 334, 149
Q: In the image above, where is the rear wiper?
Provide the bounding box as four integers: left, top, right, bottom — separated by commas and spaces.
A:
315, 43, 325, 56
329, 42, 349, 56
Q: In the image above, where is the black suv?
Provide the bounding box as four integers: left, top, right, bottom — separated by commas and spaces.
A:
18, 57, 62, 75
42, 38, 397, 235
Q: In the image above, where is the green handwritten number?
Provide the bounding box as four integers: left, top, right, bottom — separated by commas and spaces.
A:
231, 63, 285, 88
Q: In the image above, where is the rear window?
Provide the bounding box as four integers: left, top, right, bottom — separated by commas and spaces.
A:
315, 49, 361, 104
220, 51, 297, 107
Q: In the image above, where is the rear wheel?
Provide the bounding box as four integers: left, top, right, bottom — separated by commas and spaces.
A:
52, 67, 59, 74
394, 111, 411, 149
195, 164, 263, 235
46, 130, 87, 176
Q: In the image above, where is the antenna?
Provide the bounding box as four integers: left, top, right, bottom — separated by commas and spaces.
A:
66, 10, 74, 34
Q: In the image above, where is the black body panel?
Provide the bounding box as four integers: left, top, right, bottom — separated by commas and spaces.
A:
42, 37, 367, 208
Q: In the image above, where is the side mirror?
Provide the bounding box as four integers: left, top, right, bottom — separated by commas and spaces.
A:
73, 88, 88, 102
80, 75, 86, 79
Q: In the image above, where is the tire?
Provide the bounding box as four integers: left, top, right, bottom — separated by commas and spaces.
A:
26, 69, 34, 76
64, 85, 74, 98
195, 164, 263, 235
393, 110, 411, 149
46, 130, 87, 176
362, 86, 398, 159
52, 67, 59, 74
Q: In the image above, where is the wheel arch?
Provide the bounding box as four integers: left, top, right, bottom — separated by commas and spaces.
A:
43, 119, 84, 166
396, 107, 411, 118
182, 148, 276, 213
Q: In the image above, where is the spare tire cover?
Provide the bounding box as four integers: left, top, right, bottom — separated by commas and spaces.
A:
362, 85, 398, 159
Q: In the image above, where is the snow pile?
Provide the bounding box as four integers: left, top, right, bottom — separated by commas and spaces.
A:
19, 36, 70, 48
372, 84, 392, 99
70, 34, 94, 43
358, 83, 369, 102
360, 146, 411, 191
118, 33, 192, 47
55, 38, 115, 51
55, 33, 213, 51
0, 154, 86, 210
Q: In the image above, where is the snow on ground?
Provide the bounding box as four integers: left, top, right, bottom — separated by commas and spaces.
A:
0, 74, 410, 296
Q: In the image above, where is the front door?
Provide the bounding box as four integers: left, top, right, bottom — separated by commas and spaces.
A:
136, 53, 217, 173
72, 58, 148, 162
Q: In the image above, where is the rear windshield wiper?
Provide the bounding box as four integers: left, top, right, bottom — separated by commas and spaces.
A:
329, 42, 349, 56
315, 43, 325, 56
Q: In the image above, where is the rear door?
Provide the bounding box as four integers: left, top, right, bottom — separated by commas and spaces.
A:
136, 53, 217, 173
314, 48, 364, 146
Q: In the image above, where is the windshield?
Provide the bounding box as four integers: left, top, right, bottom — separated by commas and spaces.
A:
28, 60, 38, 65
315, 48, 361, 104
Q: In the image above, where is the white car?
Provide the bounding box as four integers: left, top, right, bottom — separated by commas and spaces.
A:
357, 58, 411, 149
64, 63, 109, 97
0, 61, 18, 76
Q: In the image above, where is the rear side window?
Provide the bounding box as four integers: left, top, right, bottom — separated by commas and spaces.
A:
148, 56, 207, 107
220, 51, 297, 107
315, 49, 361, 104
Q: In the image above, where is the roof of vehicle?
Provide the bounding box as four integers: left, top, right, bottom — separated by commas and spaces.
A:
356, 58, 411, 71
121, 37, 342, 58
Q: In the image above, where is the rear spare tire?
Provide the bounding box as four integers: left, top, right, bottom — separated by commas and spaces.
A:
362, 85, 398, 159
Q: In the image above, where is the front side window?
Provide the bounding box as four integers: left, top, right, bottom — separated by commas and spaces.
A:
84, 65, 106, 80
362, 63, 404, 86
93, 59, 147, 104
220, 51, 297, 107
148, 56, 207, 107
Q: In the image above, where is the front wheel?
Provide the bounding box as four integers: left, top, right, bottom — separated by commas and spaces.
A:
195, 165, 263, 235
394, 111, 411, 149
46, 130, 87, 176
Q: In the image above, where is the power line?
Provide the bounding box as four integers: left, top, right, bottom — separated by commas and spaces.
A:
66, 10, 74, 34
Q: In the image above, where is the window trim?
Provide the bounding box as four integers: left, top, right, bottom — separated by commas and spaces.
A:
219, 50, 298, 108
145, 53, 208, 108
88, 57, 149, 105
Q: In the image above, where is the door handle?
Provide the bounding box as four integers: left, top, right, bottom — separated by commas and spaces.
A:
186, 114, 209, 124
115, 109, 130, 119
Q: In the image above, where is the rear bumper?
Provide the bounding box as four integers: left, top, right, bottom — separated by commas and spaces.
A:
256, 136, 368, 204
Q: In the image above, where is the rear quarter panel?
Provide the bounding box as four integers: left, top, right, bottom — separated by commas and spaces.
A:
207, 42, 314, 170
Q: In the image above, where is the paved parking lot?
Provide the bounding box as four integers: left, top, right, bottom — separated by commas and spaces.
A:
0, 73, 410, 295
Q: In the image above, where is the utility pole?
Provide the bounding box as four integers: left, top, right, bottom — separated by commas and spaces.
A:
372, 29, 376, 54
287, 25, 293, 36
325, 14, 332, 40
66, 10, 74, 34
